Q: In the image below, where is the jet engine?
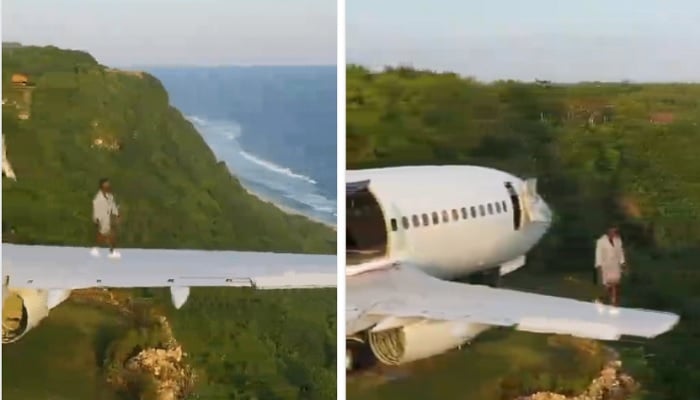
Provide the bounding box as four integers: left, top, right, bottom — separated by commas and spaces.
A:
362, 320, 490, 367
2, 287, 71, 343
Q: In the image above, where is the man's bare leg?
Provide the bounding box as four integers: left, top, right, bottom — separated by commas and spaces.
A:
610, 284, 619, 307
107, 232, 115, 253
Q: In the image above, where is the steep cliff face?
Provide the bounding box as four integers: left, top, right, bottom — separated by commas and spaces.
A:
1, 45, 335, 253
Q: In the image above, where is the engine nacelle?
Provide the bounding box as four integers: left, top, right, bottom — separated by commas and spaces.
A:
2, 287, 71, 343
367, 320, 490, 365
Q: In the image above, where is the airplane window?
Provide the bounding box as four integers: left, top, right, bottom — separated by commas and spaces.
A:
390, 218, 398, 231
422, 213, 430, 226
412, 214, 420, 227
495, 202, 502, 213
402, 216, 410, 229
479, 205, 485, 216
461, 207, 468, 219
432, 211, 439, 224
451, 209, 459, 221
441, 210, 449, 223
470, 206, 477, 218
487, 203, 494, 215
502, 200, 508, 212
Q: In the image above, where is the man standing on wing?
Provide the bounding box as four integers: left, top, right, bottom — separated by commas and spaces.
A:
91, 178, 121, 259
595, 225, 627, 311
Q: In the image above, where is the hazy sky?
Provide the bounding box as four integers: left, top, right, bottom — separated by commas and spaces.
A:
348, 0, 700, 82
2, 0, 336, 66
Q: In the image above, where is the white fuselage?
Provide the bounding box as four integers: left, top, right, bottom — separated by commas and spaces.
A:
346, 165, 553, 280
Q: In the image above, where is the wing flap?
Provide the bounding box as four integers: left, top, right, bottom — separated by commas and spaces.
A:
347, 264, 679, 340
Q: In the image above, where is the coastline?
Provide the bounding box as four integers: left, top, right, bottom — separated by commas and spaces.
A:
184, 116, 337, 231
241, 185, 337, 231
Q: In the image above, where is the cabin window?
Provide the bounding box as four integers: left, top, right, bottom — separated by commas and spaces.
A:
412, 214, 420, 227
402, 216, 410, 229
502, 200, 508, 212
487, 203, 494, 215
390, 218, 398, 231
422, 213, 430, 226
451, 209, 459, 221
495, 202, 502, 213
432, 211, 439, 224
479, 205, 485, 217
460, 207, 468, 219
441, 210, 449, 223
470, 206, 477, 218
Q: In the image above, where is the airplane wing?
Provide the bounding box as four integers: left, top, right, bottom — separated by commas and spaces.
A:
4, 244, 336, 305
346, 263, 679, 340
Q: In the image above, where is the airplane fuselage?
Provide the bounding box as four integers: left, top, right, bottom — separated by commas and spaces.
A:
346, 165, 552, 280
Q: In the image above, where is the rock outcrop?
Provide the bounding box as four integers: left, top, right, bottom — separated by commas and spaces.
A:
124, 316, 195, 400
515, 359, 638, 400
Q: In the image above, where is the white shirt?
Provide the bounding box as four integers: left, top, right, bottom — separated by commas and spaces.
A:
595, 234, 625, 271
93, 191, 119, 222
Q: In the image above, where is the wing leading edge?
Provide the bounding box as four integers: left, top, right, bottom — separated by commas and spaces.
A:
4, 244, 336, 290
347, 263, 679, 340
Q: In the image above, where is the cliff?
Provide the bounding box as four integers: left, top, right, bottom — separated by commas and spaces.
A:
1, 45, 335, 253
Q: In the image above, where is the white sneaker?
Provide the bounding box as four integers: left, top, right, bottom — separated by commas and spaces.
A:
609, 307, 620, 316
108, 250, 121, 259
90, 247, 100, 257
594, 299, 606, 314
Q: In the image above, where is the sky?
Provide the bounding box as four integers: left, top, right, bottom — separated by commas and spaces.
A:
347, 0, 700, 82
2, 0, 336, 66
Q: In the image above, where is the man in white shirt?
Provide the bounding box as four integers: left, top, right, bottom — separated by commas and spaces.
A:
91, 178, 121, 258
595, 225, 627, 307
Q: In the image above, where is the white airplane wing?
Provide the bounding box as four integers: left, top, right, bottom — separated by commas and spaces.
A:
4, 243, 336, 296
347, 263, 679, 340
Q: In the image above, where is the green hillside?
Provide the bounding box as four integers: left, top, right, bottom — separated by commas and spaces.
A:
1, 45, 336, 400
347, 65, 700, 399
2, 45, 335, 253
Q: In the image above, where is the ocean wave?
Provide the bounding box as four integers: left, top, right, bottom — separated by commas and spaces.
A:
185, 115, 336, 225
239, 150, 317, 185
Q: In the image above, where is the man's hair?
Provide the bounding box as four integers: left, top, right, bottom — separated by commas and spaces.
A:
99, 178, 109, 188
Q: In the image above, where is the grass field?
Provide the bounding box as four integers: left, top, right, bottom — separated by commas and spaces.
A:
2, 300, 128, 400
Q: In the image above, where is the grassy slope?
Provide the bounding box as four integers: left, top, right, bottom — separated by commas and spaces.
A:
3, 300, 127, 400
2, 45, 336, 399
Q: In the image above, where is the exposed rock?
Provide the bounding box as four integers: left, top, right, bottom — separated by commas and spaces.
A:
515, 358, 638, 400
124, 316, 195, 400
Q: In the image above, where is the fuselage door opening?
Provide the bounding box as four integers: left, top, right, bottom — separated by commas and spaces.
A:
504, 181, 522, 231
346, 180, 388, 266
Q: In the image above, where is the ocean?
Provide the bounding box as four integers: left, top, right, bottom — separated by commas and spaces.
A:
147, 66, 337, 226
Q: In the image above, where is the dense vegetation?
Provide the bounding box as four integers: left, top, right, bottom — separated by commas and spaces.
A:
2, 44, 336, 400
347, 65, 700, 399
